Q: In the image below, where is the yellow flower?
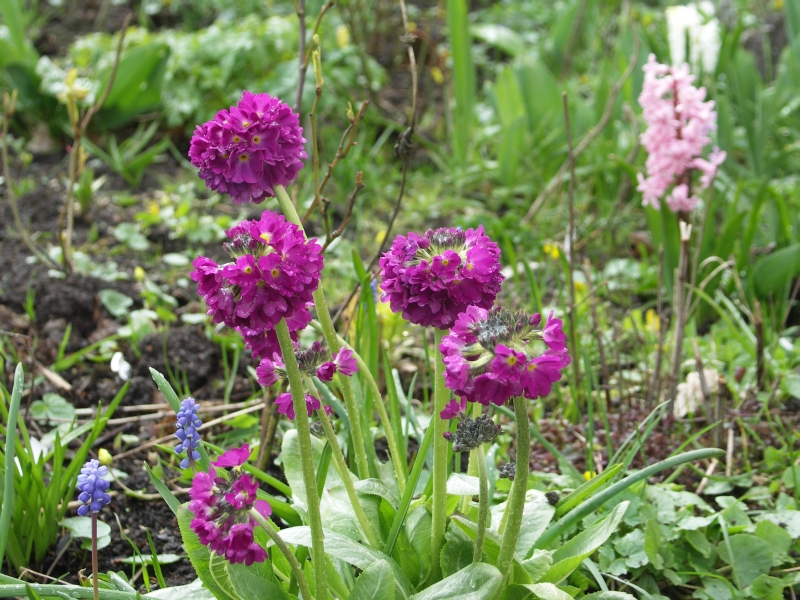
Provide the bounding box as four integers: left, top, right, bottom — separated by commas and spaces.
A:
430, 66, 444, 85
375, 229, 386, 245
148, 201, 160, 216
584, 470, 597, 481
774, 0, 784, 9
646, 308, 660, 334
336, 24, 351, 48
134, 266, 146, 281
575, 280, 586, 293
98, 448, 113, 466
543, 243, 560, 260
642, 14, 653, 27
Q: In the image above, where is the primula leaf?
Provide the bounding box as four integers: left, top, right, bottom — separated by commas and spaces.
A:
349, 560, 396, 600
409, 562, 502, 600
176, 505, 237, 600
228, 563, 296, 600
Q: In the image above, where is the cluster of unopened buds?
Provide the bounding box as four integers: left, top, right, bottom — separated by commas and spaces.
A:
443, 414, 502, 452
189, 444, 271, 566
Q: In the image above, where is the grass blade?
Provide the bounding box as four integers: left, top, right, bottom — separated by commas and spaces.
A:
0, 363, 24, 568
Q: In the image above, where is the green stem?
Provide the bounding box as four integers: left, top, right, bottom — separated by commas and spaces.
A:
249, 509, 313, 600
274, 318, 327, 596
91, 513, 99, 600
473, 444, 489, 563
383, 419, 436, 556
303, 375, 381, 548
460, 402, 481, 513
428, 327, 449, 584
0, 364, 23, 568
495, 397, 531, 578
323, 331, 406, 492
275, 184, 371, 481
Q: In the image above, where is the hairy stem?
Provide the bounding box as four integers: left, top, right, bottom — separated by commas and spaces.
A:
275, 183, 372, 480
249, 509, 312, 600
428, 327, 449, 584
473, 444, 489, 563
306, 377, 381, 548
495, 397, 531, 580
274, 318, 327, 595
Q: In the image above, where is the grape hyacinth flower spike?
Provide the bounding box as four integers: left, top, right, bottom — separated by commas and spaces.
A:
175, 397, 202, 469
379, 226, 503, 329
190, 210, 322, 358
76, 459, 112, 516
189, 91, 306, 204
439, 307, 571, 409
189, 444, 272, 566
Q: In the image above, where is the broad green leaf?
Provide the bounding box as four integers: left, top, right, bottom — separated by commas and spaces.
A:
405, 506, 432, 583
717, 534, 773, 589
491, 490, 556, 559
354, 478, 399, 507
228, 563, 295, 600
177, 505, 236, 600
147, 579, 216, 600
756, 510, 800, 538
59, 517, 111, 539
452, 516, 502, 564
440, 523, 474, 578
145, 463, 180, 515
409, 562, 502, 600
470, 24, 524, 57
446, 473, 480, 496
281, 430, 328, 508
30, 393, 75, 425
506, 583, 573, 600
208, 552, 236, 600
582, 593, 637, 600
613, 529, 647, 569
350, 560, 395, 600
750, 575, 785, 600
520, 550, 552, 584
541, 501, 629, 584
98, 289, 134, 318
753, 243, 800, 298
644, 519, 664, 570
754, 519, 792, 560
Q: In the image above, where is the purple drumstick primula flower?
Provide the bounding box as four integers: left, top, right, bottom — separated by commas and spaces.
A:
76, 459, 112, 516
189, 444, 271, 566
379, 226, 503, 329
275, 392, 332, 421
440, 398, 467, 420
439, 306, 571, 408
189, 91, 307, 204
175, 397, 202, 469
190, 210, 322, 359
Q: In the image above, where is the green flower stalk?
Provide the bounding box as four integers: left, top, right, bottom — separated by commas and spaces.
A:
429, 327, 450, 583
274, 184, 372, 481
274, 318, 327, 595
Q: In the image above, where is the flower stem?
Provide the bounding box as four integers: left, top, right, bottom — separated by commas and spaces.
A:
275, 318, 327, 596
460, 402, 482, 513
249, 509, 312, 600
303, 375, 381, 548
473, 444, 489, 563
428, 327, 449, 584
495, 397, 531, 578
91, 513, 99, 600
274, 183, 371, 481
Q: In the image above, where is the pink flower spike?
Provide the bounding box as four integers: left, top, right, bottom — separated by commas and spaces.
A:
213, 444, 251, 468
333, 348, 358, 376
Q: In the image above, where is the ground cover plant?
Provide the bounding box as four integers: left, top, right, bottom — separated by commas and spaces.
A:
1, 0, 799, 599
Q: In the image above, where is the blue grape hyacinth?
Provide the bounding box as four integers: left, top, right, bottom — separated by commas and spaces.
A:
76, 459, 112, 516
175, 397, 202, 469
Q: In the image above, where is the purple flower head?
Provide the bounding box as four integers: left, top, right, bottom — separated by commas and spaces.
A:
213, 443, 252, 468
333, 348, 358, 376
189, 91, 306, 204
439, 306, 571, 407
76, 459, 112, 516
190, 211, 322, 359
275, 392, 332, 421
257, 341, 358, 387
379, 226, 503, 329
188, 448, 272, 566
175, 398, 203, 469
636, 55, 726, 212
440, 397, 467, 420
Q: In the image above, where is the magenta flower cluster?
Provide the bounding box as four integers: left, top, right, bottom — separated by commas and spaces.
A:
191, 210, 322, 359
379, 227, 503, 329
439, 307, 571, 410
189, 91, 306, 204
637, 54, 726, 212
189, 444, 271, 566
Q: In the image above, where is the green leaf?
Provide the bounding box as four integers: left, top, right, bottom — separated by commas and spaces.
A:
409, 562, 502, 600
756, 510, 800, 538
581, 593, 637, 600
491, 491, 556, 559
228, 563, 296, 600
24, 584, 42, 600
541, 501, 629, 584
405, 506, 432, 583
281, 430, 328, 508
440, 523, 474, 578
503, 583, 574, 600
99, 289, 134, 318
555, 465, 622, 518
750, 575, 785, 600
177, 505, 237, 600
446, 473, 480, 496
446, 0, 475, 167
644, 519, 664, 570
520, 550, 552, 584
350, 560, 396, 600
29, 393, 74, 425
147, 579, 216, 600
59, 516, 111, 539
120, 554, 182, 565
470, 24, 524, 57
753, 244, 800, 298
754, 519, 792, 560
717, 534, 773, 589
145, 463, 180, 515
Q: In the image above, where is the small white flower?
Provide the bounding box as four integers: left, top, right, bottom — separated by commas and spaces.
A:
673, 368, 719, 418
665, 2, 720, 73
110, 351, 132, 381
